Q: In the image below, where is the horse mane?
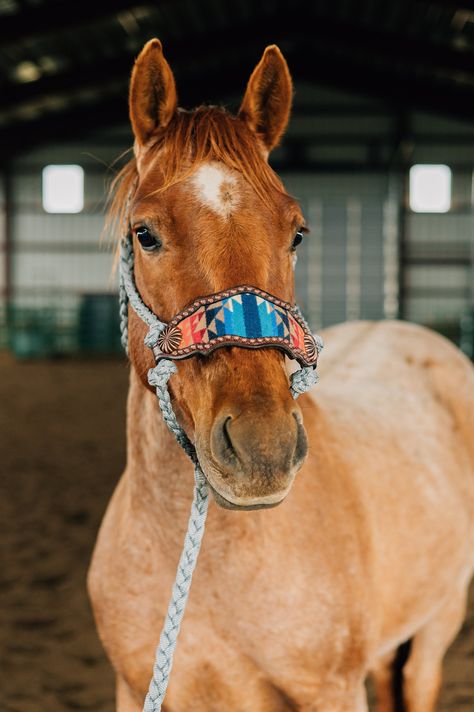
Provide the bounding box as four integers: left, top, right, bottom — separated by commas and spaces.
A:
105, 106, 288, 246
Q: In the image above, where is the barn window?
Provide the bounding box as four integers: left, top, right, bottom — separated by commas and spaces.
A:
42, 164, 84, 213
409, 164, 451, 213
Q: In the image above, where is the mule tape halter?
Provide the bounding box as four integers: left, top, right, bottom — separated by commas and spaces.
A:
119, 225, 323, 712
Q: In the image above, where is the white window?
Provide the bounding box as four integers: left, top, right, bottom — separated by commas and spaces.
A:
42, 164, 84, 213
409, 164, 451, 213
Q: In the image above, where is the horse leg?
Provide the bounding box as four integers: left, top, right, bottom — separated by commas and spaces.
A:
372, 650, 398, 712
372, 640, 412, 712
402, 586, 468, 712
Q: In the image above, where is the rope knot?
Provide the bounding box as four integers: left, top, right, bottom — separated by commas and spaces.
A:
148, 360, 178, 390
145, 323, 166, 349
290, 365, 319, 398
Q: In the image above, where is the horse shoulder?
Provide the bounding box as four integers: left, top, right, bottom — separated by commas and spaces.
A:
314, 319, 474, 472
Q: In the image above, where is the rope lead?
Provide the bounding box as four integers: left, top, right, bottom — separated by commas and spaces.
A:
119, 233, 320, 711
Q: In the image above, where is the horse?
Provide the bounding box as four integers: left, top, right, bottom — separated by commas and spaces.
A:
88, 39, 474, 712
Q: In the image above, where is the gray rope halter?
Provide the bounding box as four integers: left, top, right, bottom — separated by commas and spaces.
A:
119, 228, 322, 711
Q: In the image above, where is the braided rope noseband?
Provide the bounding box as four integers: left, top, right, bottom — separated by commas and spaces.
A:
119, 228, 323, 711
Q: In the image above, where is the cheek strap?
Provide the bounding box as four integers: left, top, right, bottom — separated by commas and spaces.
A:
150, 285, 320, 367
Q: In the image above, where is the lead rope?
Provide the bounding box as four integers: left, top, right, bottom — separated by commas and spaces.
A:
119, 232, 322, 711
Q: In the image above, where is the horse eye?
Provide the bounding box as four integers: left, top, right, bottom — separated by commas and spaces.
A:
135, 227, 161, 252
291, 230, 304, 251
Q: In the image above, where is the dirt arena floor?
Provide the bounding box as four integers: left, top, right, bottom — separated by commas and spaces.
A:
1, 352, 473, 712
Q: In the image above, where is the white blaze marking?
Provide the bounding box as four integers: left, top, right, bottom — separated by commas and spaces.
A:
192, 163, 239, 217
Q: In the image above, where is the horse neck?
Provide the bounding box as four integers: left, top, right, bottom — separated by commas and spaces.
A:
125, 367, 194, 517
124, 366, 266, 550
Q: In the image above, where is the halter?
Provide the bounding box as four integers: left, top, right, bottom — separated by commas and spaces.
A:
152, 285, 318, 366
119, 226, 323, 712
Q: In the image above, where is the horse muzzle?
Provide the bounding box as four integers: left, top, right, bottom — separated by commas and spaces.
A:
196, 407, 308, 510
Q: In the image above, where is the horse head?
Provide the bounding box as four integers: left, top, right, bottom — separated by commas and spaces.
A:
119, 39, 309, 510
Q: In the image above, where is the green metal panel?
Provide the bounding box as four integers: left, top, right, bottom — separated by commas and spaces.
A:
78, 294, 122, 354
4, 296, 122, 358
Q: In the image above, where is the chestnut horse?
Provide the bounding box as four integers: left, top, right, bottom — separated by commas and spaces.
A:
88, 40, 474, 712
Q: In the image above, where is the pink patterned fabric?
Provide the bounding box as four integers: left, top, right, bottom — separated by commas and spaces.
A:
151, 286, 318, 367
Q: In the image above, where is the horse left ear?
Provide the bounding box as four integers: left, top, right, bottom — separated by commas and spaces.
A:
238, 45, 293, 152
129, 38, 177, 146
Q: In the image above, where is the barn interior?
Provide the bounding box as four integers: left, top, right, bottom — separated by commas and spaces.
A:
0, 1, 473, 711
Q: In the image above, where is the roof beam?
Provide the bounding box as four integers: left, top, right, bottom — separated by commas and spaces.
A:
1, 8, 474, 158
291, 45, 474, 122
303, 9, 474, 77
0, 2, 472, 112
0, 0, 150, 46
2, 53, 473, 166
2, 33, 472, 137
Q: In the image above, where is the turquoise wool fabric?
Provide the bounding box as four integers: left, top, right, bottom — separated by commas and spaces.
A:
152, 286, 317, 367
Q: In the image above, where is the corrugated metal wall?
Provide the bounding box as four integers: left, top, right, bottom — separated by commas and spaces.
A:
284, 173, 394, 329
11, 173, 113, 310
5, 165, 394, 337
403, 114, 474, 333
1, 109, 473, 355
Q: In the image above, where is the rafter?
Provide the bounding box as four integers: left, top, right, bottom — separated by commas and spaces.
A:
0, 2, 472, 113
294, 50, 474, 122
0, 0, 151, 46
1, 2, 473, 160
1, 55, 473, 168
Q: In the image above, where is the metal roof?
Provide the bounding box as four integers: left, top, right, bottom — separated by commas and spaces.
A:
0, 0, 473, 161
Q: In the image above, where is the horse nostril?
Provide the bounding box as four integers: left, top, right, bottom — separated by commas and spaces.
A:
292, 410, 303, 425
211, 415, 239, 467
222, 416, 236, 457
292, 411, 308, 466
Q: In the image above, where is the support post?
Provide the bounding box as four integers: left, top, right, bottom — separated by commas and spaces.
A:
2, 166, 13, 327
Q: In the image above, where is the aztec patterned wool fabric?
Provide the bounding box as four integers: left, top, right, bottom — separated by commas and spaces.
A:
152, 286, 318, 367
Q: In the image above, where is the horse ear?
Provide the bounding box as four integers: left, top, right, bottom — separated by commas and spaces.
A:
129, 39, 177, 146
239, 45, 293, 152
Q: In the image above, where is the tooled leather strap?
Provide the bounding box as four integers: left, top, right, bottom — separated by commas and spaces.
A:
148, 285, 319, 368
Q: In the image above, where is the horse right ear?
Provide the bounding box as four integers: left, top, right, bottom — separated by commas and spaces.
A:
239, 45, 292, 152
129, 39, 177, 146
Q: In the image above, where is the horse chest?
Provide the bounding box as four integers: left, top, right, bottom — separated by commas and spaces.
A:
105, 520, 367, 692
105, 559, 367, 710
